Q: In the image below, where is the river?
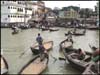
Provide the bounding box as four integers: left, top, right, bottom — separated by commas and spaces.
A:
1, 27, 99, 74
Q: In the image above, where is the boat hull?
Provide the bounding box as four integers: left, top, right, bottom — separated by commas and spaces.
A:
62, 48, 92, 72
30, 41, 53, 55
18, 55, 49, 74
1, 55, 9, 74
59, 38, 73, 51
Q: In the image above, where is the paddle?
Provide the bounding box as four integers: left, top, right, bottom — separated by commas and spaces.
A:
50, 54, 57, 63
59, 57, 66, 61
19, 42, 37, 58
19, 49, 28, 58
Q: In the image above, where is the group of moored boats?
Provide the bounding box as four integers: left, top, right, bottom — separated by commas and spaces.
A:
11, 26, 59, 35
1, 37, 99, 74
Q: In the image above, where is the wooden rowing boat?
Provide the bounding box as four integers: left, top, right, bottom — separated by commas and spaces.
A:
59, 38, 73, 51
18, 55, 49, 74
41, 28, 49, 31
62, 48, 92, 72
12, 31, 18, 34
30, 41, 53, 55
82, 61, 99, 74
65, 29, 86, 36
49, 28, 59, 32
12, 29, 19, 34
1, 55, 9, 74
86, 26, 100, 30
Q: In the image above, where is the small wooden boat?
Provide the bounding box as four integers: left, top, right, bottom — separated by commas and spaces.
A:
82, 61, 99, 74
49, 28, 59, 32
62, 48, 92, 72
41, 28, 49, 31
86, 26, 100, 30
1, 55, 9, 74
18, 55, 49, 74
65, 29, 86, 36
20, 25, 29, 29
59, 38, 73, 51
30, 41, 53, 55
12, 30, 18, 34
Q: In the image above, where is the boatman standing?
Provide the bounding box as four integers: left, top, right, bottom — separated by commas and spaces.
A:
67, 31, 73, 43
36, 33, 43, 45
36, 33, 48, 61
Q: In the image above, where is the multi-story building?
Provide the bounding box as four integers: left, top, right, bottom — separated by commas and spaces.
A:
31, 1, 45, 21
1, 1, 34, 25
59, 6, 80, 19
66, 8, 80, 19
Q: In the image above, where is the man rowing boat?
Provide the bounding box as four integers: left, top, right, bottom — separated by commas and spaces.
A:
36, 33, 49, 62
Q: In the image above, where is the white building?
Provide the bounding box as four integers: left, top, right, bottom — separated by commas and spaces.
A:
31, 1, 45, 21
1, 1, 35, 24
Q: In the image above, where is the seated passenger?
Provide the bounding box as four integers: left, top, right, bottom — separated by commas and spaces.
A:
77, 48, 86, 60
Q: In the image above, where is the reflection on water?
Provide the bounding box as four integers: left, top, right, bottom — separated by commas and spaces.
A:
1, 28, 99, 74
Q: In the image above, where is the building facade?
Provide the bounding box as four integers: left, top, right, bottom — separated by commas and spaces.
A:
31, 1, 45, 21
1, 1, 34, 24
59, 6, 80, 19
66, 8, 79, 19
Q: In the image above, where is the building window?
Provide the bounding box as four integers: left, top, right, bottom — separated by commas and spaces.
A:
17, 8, 23, 12
8, 15, 10, 17
18, 1, 21, 4
2, 1, 4, 4
29, 8, 32, 11
8, 6, 10, 9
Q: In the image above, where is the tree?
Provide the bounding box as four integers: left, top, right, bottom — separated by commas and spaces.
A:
53, 7, 60, 16
79, 8, 93, 18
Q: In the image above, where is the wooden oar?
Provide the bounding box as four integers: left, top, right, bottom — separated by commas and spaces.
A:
50, 54, 57, 62
19, 49, 28, 58
59, 57, 66, 61
89, 44, 92, 50
19, 42, 37, 58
